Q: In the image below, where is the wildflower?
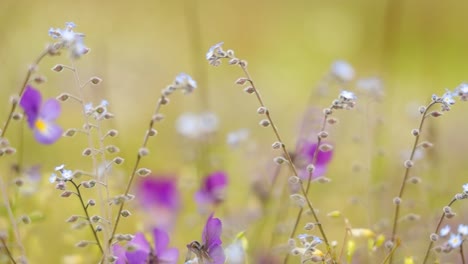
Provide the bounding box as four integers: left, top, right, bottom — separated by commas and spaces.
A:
447, 233, 462, 248
224, 231, 248, 264
404, 256, 415, 264
19, 85, 62, 144
331, 90, 357, 110
331, 60, 355, 82
226, 129, 249, 148
48, 22, 88, 58
440, 225, 450, 237
296, 142, 333, 180
113, 228, 178, 264
456, 83, 468, 101
458, 224, 468, 236
176, 112, 218, 139
206, 42, 225, 60
174, 73, 197, 94
187, 214, 225, 264
195, 171, 228, 206
463, 183, 468, 193
136, 176, 180, 230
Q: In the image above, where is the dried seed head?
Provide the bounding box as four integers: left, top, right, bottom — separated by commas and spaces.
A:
64, 128, 77, 137
235, 77, 249, 85
419, 141, 433, 149
318, 131, 329, 139
138, 148, 150, 157
121, 210, 131, 217
304, 222, 315, 230
257, 106, 267, 114
104, 112, 114, 119
33, 75, 47, 84
445, 212, 456, 219
273, 156, 287, 165
408, 177, 421, 184
317, 177, 331, 184
147, 128, 158, 136
430, 233, 439, 242
106, 129, 119, 137
152, 113, 165, 122
244, 86, 255, 94
430, 111, 443, 117
87, 199, 96, 206
419, 106, 426, 114
393, 197, 402, 205
20, 215, 31, 224
327, 118, 339, 125
61, 191, 73, 197
443, 206, 452, 214
323, 108, 332, 115
228, 58, 239, 65
82, 148, 92, 156
319, 144, 333, 152
404, 160, 414, 168
12, 112, 22, 121
272, 141, 282, 149
113, 157, 124, 165
384, 240, 394, 250
95, 225, 103, 232
288, 176, 300, 184
307, 164, 315, 173
90, 215, 100, 223
106, 145, 120, 153
52, 64, 64, 72
75, 241, 89, 248
159, 96, 169, 105
136, 168, 151, 177
57, 93, 70, 101
66, 215, 79, 223
90, 77, 102, 85
290, 194, 305, 207
259, 119, 270, 127
411, 129, 419, 136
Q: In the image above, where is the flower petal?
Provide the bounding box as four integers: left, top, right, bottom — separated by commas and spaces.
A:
153, 228, 169, 255
19, 85, 42, 128
34, 122, 62, 144
41, 98, 61, 121
158, 248, 179, 264
202, 214, 222, 252
207, 244, 226, 264
126, 233, 151, 264
112, 244, 127, 264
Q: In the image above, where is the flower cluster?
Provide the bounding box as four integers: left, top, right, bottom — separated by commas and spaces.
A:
289, 233, 324, 262
48, 22, 88, 59
438, 224, 468, 250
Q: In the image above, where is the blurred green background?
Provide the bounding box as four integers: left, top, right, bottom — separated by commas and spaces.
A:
1, 0, 468, 263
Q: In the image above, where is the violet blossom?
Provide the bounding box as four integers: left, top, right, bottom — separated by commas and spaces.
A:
136, 176, 180, 230
187, 214, 225, 264
19, 85, 62, 144
113, 228, 178, 264
296, 142, 333, 180
195, 171, 228, 205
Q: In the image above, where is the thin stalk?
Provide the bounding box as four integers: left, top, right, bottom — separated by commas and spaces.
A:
461, 241, 466, 264
0, 237, 17, 264
237, 64, 333, 262
1, 49, 49, 138
70, 61, 108, 258
422, 198, 457, 264
108, 96, 165, 247
389, 101, 437, 263
70, 180, 103, 253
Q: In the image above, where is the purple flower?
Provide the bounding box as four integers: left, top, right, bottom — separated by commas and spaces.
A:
296, 142, 333, 180
187, 214, 225, 264
136, 176, 180, 230
19, 86, 62, 144
113, 228, 178, 264
195, 171, 228, 205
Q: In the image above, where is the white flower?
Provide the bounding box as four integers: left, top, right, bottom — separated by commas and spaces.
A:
456, 83, 468, 101
48, 22, 88, 59
176, 112, 218, 139
55, 164, 65, 171
331, 60, 355, 82
339, 90, 357, 101
175, 73, 197, 94
62, 169, 73, 180
442, 90, 455, 106
448, 233, 462, 248
440, 225, 450, 237
49, 173, 57, 183
227, 129, 249, 147
458, 224, 468, 236
206, 42, 224, 60
463, 183, 468, 193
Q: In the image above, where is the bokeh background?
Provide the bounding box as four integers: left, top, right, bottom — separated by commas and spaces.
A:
1, 0, 468, 263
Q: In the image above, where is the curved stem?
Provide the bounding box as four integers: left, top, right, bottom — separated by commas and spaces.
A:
422, 198, 457, 264
0, 236, 17, 264
108, 96, 164, 247
70, 180, 103, 253
388, 101, 437, 263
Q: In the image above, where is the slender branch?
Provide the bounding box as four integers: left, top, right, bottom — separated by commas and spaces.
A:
0, 236, 17, 264
389, 101, 437, 263
461, 240, 466, 264
422, 198, 457, 264
108, 96, 164, 247
1, 49, 49, 138
70, 180, 103, 253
